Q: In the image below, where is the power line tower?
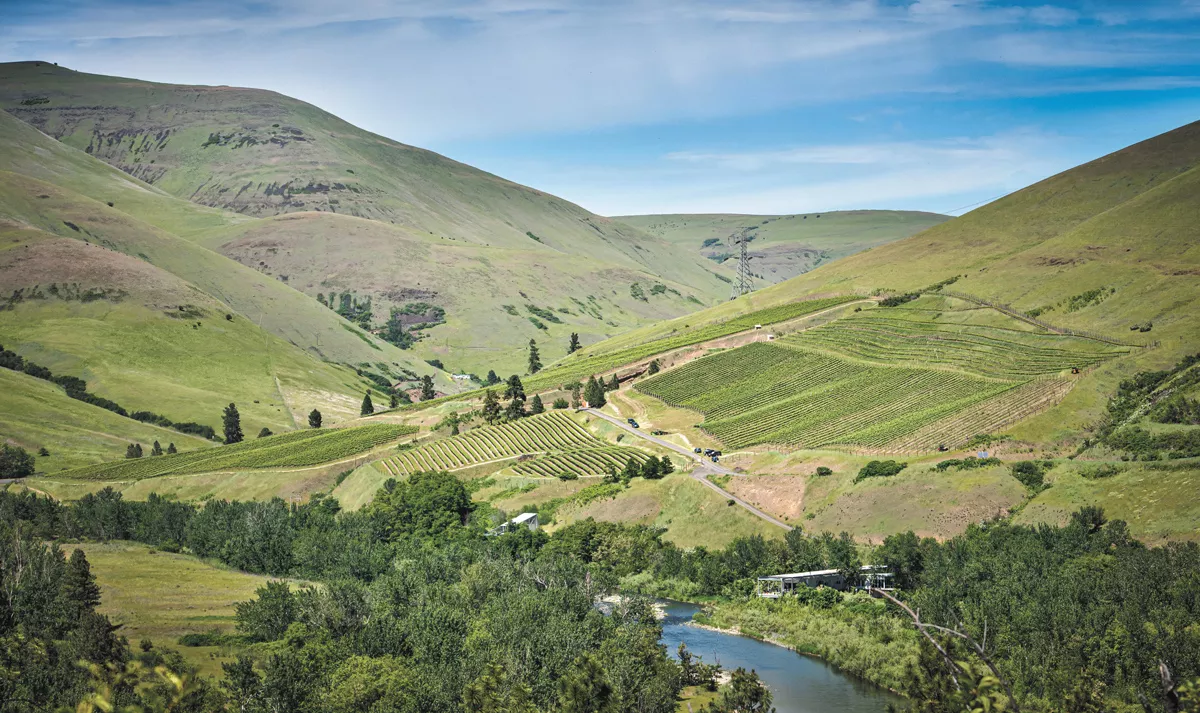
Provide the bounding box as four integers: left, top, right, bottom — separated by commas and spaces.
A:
729, 229, 753, 300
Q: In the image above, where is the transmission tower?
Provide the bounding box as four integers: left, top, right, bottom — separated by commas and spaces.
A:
729, 229, 753, 299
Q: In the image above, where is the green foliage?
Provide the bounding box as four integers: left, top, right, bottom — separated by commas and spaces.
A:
369, 471, 474, 540
529, 394, 545, 414
568, 332, 581, 354
1065, 287, 1113, 312
854, 460, 907, 483
223, 402, 243, 444
257, 427, 273, 438
0, 443, 35, 477
630, 283, 647, 301
421, 374, 436, 401
585, 376, 606, 408
308, 409, 323, 428
879, 292, 919, 307
935, 456, 1002, 471
704, 667, 774, 712
360, 391, 375, 416
815, 466, 833, 476
553, 397, 569, 409
528, 339, 542, 374
1151, 394, 1200, 424
235, 580, 296, 642
524, 305, 562, 324
1010, 460, 1050, 489
646, 359, 659, 375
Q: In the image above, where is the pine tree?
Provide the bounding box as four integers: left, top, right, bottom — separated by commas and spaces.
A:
505, 397, 526, 421
528, 339, 542, 374
308, 409, 323, 429
504, 375, 525, 401
584, 376, 605, 408
134, 443, 144, 458
607, 374, 620, 392
570, 384, 582, 409
530, 394, 545, 414
421, 375, 436, 401
150, 441, 163, 456
389, 390, 399, 409
167, 443, 177, 454
568, 332, 581, 354
451, 419, 460, 436
641, 455, 662, 480
482, 390, 502, 424
361, 391, 375, 416
223, 403, 244, 444
660, 455, 674, 475
125, 443, 139, 459
647, 359, 660, 375
258, 427, 273, 438
486, 370, 500, 385
63, 549, 102, 612
558, 654, 612, 713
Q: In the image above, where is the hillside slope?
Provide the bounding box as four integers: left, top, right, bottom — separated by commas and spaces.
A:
599, 120, 1200, 440
616, 210, 948, 284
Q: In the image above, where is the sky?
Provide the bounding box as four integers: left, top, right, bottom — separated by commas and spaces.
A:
3, 0, 1200, 216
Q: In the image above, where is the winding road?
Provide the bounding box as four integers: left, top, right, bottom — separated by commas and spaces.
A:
581, 408, 793, 531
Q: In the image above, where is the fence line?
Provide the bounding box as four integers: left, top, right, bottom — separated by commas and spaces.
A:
932, 290, 1140, 347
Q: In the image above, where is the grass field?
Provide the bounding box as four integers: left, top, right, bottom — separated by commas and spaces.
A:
77, 541, 295, 677
617, 210, 948, 284
54, 423, 415, 481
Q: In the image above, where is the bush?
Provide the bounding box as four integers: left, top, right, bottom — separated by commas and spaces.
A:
1010, 460, 1049, 489
557, 472, 579, 481
1080, 463, 1122, 480
815, 466, 833, 476
552, 398, 569, 409
854, 460, 907, 483
935, 456, 1001, 472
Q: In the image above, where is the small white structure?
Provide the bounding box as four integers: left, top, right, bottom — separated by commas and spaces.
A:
487, 512, 540, 536
452, 374, 473, 381
756, 565, 892, 597
754, 324, 763, 330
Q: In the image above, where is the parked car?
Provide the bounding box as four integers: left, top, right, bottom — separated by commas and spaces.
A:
693, 447, 702, 454
711, 456, 719, 463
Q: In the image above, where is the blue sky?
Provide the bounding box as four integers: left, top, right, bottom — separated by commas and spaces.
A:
3, 0, 1200, 216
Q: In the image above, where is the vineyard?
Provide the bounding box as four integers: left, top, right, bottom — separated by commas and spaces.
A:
783, 304, 1128, 378
516, 295, 860, 391
378, 411, 648, 478
636, 303, 1118, 451
58, 424, 418, 481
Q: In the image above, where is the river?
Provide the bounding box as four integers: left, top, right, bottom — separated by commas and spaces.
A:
658, 600, 901, 713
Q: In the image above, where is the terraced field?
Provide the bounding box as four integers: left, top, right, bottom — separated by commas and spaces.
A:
379, 412, 647, 477
57, 424, 417, 481
785, 307, 1128, 378
637, 303, 1126, 451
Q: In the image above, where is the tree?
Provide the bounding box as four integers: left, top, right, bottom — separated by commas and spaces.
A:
258, 427, 273, 438
708, 668, 774, 712
660, 456, 674, 475
826, 531, 862, 586
361, 391, 375, 416
568, 332, 581, 354
571, 384, 583, 409
529, 394, 545, 415
482, 390, 502, 425
528, 339, 542, 374
641, 455, 662, 480
647, 359, 660, 375
504, 375, 525, 401
125, 443, 140, 459
235, 580, 296, 642
505, 397, 526, 421
0, 444, 35, 478
135, 443, 143, 458
552, 397, 569, 409
584, 376, 606, 408
308, 409, 323, 429
421, 375, 436, 401
607, 374, 620, 391
621, 457, 640, 483
223, 403, 244, 444
389, 390, 399, 408
369, 471, 473, 540
166, 443, 177, 454
150, 440, 163, 456
557, 654, 613, 713
63, 548, 102, 612
486, 370, 501, 386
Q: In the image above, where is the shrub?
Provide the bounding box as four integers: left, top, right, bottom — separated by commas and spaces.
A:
0, 444, 35, 478
1080, 463, 1122, 480
815, 466, 833, 476
854, 460, 907, 483
1010, 460, 1049, 489
557, 472, 579, 481
552, 398, 569, 409
879, 293, 919, 307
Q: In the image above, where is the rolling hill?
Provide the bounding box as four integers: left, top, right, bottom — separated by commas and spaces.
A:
616, 210, 949, 284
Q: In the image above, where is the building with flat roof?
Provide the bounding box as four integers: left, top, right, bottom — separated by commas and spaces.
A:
487, 512, 539, 536
756, 565, 892, 597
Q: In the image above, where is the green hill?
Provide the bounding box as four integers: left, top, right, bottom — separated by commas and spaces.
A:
615, 210, 948, 284
0, 61, 737, 374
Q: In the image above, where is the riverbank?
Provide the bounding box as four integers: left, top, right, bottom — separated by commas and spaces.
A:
695, 594, 919, 694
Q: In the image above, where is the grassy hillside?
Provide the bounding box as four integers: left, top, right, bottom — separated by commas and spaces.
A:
617, 210, 948, 284
0, 61, 739, 373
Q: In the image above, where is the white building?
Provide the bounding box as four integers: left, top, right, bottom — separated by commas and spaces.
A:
487, 512, 540, 535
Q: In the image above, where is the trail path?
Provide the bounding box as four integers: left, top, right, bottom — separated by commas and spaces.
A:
581, 408, 792, 531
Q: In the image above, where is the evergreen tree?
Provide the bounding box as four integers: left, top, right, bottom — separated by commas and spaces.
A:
528, 339, 542, 374
641, 455, 662, 480
530, 394, 545, 415
486, 370, 500, 386
451, 418, 460, 436
647, 359, 660, 375
125, 443, 138, 459
361, 391, 375, 416
223, 403, 244, 444
389, 390, 399, 409
505, 397, 526, 421
570, 384, 583, 409
558, 654, 612, 713
621, 457, 640, 483
568, 332, 581, 354
258, 427, 273, 438
607, 374, 620, 392
504, 375, 525, 401
482, 390, 502, 425
308, 409, 323, 429
584, 376, 606, 408
660, 455, 674, 475
709, 668, 774, 713
150, 441, 163, 456
167, 443, 177, 454
63, 549, 102, 612
134, 443, 143, 458
603, 464, 618, 484
421, 375, 436, 401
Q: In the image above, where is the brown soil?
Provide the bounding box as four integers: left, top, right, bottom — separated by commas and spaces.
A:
723, 475, 806, 522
